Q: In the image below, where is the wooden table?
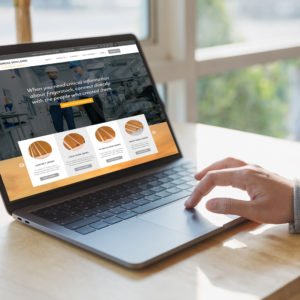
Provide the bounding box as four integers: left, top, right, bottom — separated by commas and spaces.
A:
1, 123, 300, 300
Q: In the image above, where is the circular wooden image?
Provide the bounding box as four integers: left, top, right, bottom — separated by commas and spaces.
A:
28, 141, 52, 159
125, 120, 144, 136
95, 126, 116, 143
63, 133, 85, 151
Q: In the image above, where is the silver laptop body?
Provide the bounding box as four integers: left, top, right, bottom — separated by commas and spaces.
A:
0, 34, 243, 268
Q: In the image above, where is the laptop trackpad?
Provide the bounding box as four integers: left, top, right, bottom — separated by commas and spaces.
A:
138, 199, 220, 238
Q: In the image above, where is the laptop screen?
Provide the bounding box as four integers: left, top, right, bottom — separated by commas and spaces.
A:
0, 39, 179, 202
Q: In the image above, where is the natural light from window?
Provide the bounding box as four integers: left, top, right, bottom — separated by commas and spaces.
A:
31, 0, 149, 42
196, 0, 300, 48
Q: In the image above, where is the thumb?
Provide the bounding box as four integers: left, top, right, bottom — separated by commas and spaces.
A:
206, 198, 253, 219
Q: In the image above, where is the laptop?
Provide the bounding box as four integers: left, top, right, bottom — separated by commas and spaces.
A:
0, 34, 243, 268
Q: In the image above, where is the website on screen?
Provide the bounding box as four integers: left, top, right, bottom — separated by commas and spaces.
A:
0, 41, 179, 201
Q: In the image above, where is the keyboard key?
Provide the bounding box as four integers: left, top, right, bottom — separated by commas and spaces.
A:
153, 173, 164, 179
166, 187, 182, 194
156, 190, 172, 198
117, 197, 132, 204
76, 226, 96, 235
173, 179, 185, 185
179, 171, 192, 177
90, 220, 109, 230
66, 215, 99, 230
110, 207, 126, 214
80, 209, 95, 217
110, 194, 122, 201
45, 215, 60, 222
150, 186, 165, 193
104, 216, 123, 225
158, 177, 170, 183
117, 210, 137, 220
128, 193, 142, 200
59, 215, 82, 226
140, 190, 153, 196
178, 184, 193, 190
161, 182, 176, 189
96, 211, 114, 219
95, 204, 110, 212
181, 176, 194, 182
131, 187, 144, 193
132, 190, 190, 214
122, 203, 138, 210
145, 195, 160, 202
163, 169, 174, 175
134, 199, 150, 206
107, 202, 119, 209
148, 181, 158, 187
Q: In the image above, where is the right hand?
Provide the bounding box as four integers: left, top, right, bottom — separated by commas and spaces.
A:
184, 157, 294, 224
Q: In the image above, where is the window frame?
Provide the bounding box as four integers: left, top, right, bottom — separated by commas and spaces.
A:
143, 0, 300, 122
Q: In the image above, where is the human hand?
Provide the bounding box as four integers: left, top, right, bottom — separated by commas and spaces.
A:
184, 157, 294, 224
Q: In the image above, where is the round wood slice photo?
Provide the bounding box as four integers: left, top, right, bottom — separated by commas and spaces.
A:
28, 141, 52, 159
95, 126, 116, 143
63, 133, 85, 151
125, 120, 144, 136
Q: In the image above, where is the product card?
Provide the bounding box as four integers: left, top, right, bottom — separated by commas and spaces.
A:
87, 120, 130, 168
18, 135, 68, 186
54, 128, 100, 176
118, 114, 158, 159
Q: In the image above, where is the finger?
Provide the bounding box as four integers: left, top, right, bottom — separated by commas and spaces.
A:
206, 198, 254, 220
195, 157, 247, 180
185, 168, 247, 208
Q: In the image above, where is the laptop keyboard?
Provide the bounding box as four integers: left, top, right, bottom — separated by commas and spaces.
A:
32, 162, 196, 235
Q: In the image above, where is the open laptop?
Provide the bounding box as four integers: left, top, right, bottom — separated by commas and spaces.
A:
0, 34, 243, 268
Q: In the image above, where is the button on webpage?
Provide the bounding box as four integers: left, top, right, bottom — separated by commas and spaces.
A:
136, 148, 150, 155
108, 49, 121, 54
40, 173, 59, 181
60, 98, 94, 109
74, 164, 92, 172
106, 156, 123, 163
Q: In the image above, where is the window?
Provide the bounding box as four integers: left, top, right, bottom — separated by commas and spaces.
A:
0, 1, 16, 45
190, 0, 300, 140
31, 0, 150, 42
196, 0, 300, 48
197, 60, 300, 139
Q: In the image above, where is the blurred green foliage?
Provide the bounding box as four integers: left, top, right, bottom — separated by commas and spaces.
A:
197, 0, 233, 48
196, 0, 291, 137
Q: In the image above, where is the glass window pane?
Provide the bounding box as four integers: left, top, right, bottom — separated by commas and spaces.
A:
156, 83, 167, 103
197, 0, 300, 48
31, 0, 150, 42
197, 61, 300, 140
0, 1, 16, 45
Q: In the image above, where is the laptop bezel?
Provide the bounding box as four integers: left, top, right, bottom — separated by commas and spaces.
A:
0, 34, 183, 215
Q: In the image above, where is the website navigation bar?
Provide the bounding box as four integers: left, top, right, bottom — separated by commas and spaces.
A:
0, 44, 138, 71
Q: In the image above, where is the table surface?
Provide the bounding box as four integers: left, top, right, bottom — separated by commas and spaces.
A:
1, 123, 300, 300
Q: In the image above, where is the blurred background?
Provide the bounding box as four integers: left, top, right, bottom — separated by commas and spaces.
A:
2, 0, 300, 140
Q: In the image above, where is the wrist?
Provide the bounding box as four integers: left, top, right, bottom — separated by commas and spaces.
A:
289, 179, 300, 233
